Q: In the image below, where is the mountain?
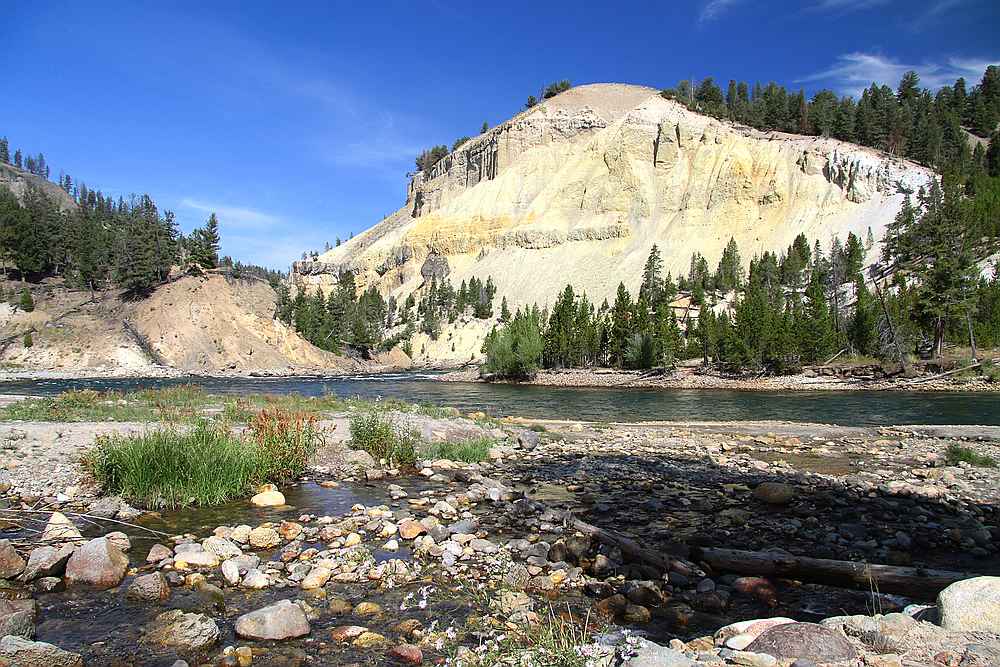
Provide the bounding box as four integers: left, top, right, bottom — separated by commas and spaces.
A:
293, 84, 932, 307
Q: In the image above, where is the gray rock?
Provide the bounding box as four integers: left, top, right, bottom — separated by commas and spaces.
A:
65, 537, 128, 589
19, 545, 73, 581
143, 609, 221, 651
127, 572, 171, 602
0, 598, 37, 638
746, 622, 856, 662
0, 636, 83, 667
202, 536, 242, 560
0, 539, 26, 578
622, 637, 698, 666
87, 496, 122, 519
937, 576, 1000, 633
235, 599, 310, 640
514, 429, 540, 450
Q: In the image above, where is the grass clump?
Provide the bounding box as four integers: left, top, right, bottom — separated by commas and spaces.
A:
946, 443, 998, 468
85, 408, 321, 508
0, 386, 211, 422
349, 409, 417, 466
420, 437, 495, 463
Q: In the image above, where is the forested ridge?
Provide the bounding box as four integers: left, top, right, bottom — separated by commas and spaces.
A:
0, 139, 279, 294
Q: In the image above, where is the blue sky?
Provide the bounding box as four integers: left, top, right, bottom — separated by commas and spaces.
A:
4, 1, 998, 269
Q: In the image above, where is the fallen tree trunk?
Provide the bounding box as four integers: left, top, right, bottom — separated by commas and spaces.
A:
691, 546, 974, 599
564, 512, 976, 599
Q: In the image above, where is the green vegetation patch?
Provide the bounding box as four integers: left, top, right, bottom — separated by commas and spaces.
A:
349, 409, 418, 466
946, 443, 998, 468
84, 409, 322, 508
420, 437, 495, 463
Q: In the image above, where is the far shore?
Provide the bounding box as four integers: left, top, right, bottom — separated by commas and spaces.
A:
436, 364, 1000, 393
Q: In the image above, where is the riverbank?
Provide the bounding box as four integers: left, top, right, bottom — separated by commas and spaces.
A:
438, 364, 1000, 392
1, 390, 998, 664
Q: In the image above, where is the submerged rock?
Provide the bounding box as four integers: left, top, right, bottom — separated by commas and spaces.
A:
127, 572, 171, 602
235, 599, 310, 640
937, 576, 1000, 633
144, 609, 221, 651
0, 635, 83, 667
0, 598, 37, 638
64, 537, 128, 589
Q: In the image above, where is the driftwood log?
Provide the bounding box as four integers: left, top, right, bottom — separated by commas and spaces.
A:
691, 547, 976, 599
565, 513, 978, 600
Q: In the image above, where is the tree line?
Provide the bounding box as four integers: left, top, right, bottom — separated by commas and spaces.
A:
662, 66, 1000, 175
277, 272, 497, 358
484, 170, 1000, 379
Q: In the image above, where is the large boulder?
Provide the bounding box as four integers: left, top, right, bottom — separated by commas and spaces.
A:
0, 539, 26, 578
0, 635, 83, 667
143, 609, 221, 651
235, 599, 310, 640
64, 536, 128, 589
937, 576, 1000, 633
745, 622, 856, 662
0, 598, 37, 638
19, 544, 74, 581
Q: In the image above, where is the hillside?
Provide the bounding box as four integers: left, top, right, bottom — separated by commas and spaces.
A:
0, 161, 76, 210
292, 83, 933, 324
0, 274, 360, 376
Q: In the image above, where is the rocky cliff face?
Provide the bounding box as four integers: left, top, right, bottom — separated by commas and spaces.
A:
0, 163, 77, 210
292, 83, 933, 314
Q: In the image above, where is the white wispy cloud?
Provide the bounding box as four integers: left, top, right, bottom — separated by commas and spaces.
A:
179, 198, 282, 229
797, 52, 998, 96
908, 0, 966, 31
698, 0, 742, 23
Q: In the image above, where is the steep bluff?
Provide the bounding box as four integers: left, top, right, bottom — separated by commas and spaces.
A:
0, 162, 77, 210
292, 83, 933, 313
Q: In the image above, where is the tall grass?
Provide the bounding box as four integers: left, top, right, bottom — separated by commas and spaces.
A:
946, 443, 998, 468
349, 409, 417, 466
85, 409, 322, 508
420, 437, 495, 463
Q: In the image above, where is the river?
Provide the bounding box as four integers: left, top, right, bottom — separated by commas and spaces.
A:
3, 372, 999, 425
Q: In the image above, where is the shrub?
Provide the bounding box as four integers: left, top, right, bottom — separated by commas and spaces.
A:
542, 80, 572, 99
23, 332, 32, 348
483, 313, 542, 380
18, 288, 34, 312
420, 437, 494, 463
349, 409, 417, 466
946, 443, 998, 468
85, 409, 321, 508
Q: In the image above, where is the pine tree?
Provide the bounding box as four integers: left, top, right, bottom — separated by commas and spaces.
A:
19, 287, 34, 312
499, 296, 511, 322
848, 279, 880, 356
609, 282, 632, 367
481, 121, 489, 133
800, 276, 836, 363
13, 149, 22, 169
639, 245, 663, 304
0, 137, 8, 164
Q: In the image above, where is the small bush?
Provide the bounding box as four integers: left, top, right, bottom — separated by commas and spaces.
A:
18, 288, 34, 312
421, 437, 494, 463
946, 443, 998, 468
349, 409, 417, 466
23, 332, 33, 348
85, 409, 321, 508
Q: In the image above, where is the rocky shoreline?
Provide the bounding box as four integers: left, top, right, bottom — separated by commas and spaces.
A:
1, 405, 999, 665
437, 365, 1000, 393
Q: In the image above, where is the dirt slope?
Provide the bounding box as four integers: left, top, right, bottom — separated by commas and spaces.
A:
0, 274, 356, 376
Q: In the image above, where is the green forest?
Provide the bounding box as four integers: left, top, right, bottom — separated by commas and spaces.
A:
484, 169, 1000, 379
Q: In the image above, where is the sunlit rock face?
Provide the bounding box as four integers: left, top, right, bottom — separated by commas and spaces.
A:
292, 82, 932, 315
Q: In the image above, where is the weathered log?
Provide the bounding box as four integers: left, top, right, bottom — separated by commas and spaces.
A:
691, 546, 975, 599
565, 512, 978, 599
564, 514, 687, 571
